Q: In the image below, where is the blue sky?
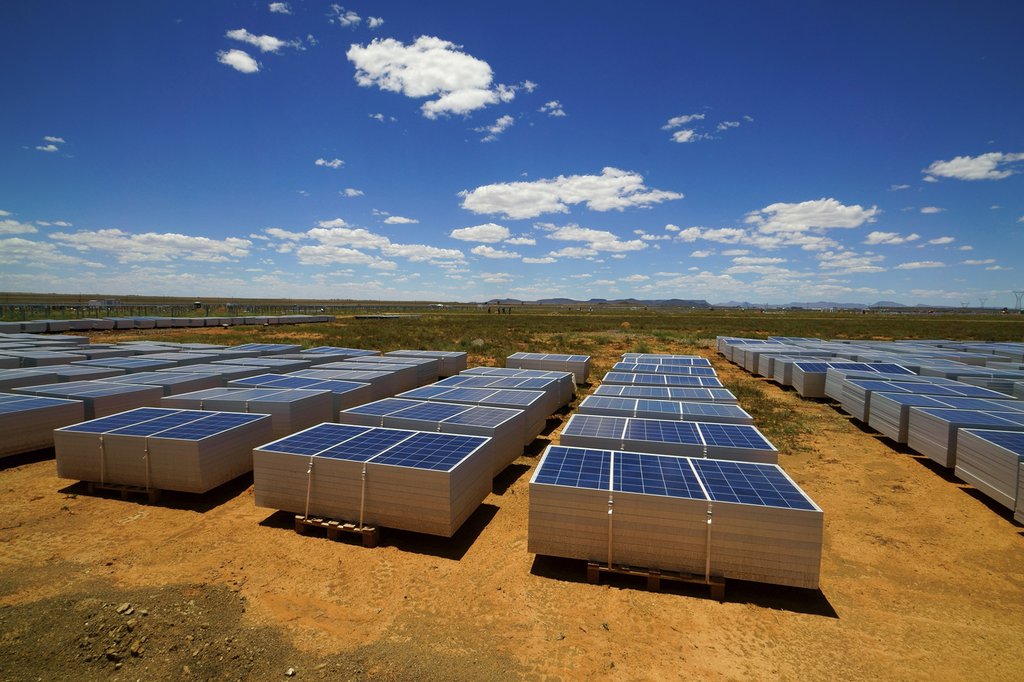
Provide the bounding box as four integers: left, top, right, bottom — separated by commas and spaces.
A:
1, 1, 1022, 306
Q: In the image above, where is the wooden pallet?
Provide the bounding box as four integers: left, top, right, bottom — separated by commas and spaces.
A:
85, 481, 161, 504
586, 562, 725, 599
294, 515, 380, 547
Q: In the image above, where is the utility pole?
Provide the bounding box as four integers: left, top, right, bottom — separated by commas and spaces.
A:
978, 297, 987, 309
1013, 290, 1024, 311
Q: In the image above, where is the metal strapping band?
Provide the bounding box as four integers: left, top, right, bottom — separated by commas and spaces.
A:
99, 436, 106, 486
143, 438, 152, 492
704, 503, 713, 582
303, 456, 314, 519
358, 463, 368, 530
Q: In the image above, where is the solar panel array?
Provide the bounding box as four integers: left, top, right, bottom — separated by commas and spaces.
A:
612, 362, 718, 376
578, 395, 752, 424
601, 372, 724, 388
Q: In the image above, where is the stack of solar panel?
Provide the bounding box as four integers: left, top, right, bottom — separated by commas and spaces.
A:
429, 375, 565, 413
1016, 382, 1024, 400
954, 429, 1024, 512
621, 353, 711, 366
386, 350, 467, 377
230, 343, 303, 356
827, 374, 987, 423
528, 446, 823, 588
345, 355, 440, 386
156, 363, 268, 382
339, 397, 525, 476
227, 374, 374, 414
959, 372, 1024, 396
593, 384, 738, 404
599, 372, 724, 388
506, 352, 591, 385
0, 393, 85, 457
304, 346, 381, 361
288, 368, 405, 400
559, 414, 778, 464
14, 381, 163, 419
770, 356, 835, 386
253, 423, 493, 537
396, 385, 549, 445
577, 396, 753, 424
128, 352, 217, 366
611, 362, 718, 378
461, 367, 575, 405
99, 371, 223, 396
0, 369, 59, 391
906, 408, 1024, 468
791, 362, 913, 398
2, 350, 84, 367
54, 408, 272, 493
212, 357, 314, 373
162, 387, 333, 439
313, 362, 420, 393
71, 357, 180, 374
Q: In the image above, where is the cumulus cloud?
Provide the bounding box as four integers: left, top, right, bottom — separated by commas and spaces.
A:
895, 261, 945, 270
471, 245, 520, 259
923, 152, 1024, 181
890, 184, 911, 191
449, 223, 510, 243
671, 129, 702, 144
35, 144, 59, 152
226, 28, 290, 53
0, 237, 104, 268
864, 231, 920, 245
347, 36, 521, 118
330, 5, 361, 27
383, 215, 418, 224
920, 206, 945, 214
522, 256, 556, 264
315, 157, 344, 169
539, 101, 566, 117
50, 229, 252, 263
926, 236, 955, 245
690, 249, 714, 258
662, 113, 704, 130
287, 224, 464, 267
505, 236, 536, 245
367, 16, 384, 28
817, 250, 886, 274
269, 3, 291, 14
476, 114, 514, 142
745, 198, 880, 234
460, 167, 682, 219
716, 121, 740, 131
295, 244, 395, 269
542, 224, 647, 254
962, 258, 995, 265
0, 219, 38, 235
342, 188, 364, 197
43, 136, 65, 144
217, 49, 260, 73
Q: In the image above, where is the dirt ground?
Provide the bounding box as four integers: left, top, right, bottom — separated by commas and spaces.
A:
1, 338, 1022, 681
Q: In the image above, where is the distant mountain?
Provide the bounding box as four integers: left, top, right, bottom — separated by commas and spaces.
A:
484, 297, 712, 307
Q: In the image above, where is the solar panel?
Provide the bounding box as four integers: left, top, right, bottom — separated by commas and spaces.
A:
960, 429, 1024, 454
443, 406, 519, 427
394, 401, 469, 421
634, 399, 681, 414
59, 407, 174, 433
532, 445, 611, 490
0, 395, 78, 413
624, 418, 701, 444
261, 423, 371, 455
371, 432, 487, 471
108, 410, 213, 436
320, 428, 414, 462
613, 452, 705, 499
691, 459, 816, 510
151, 413, 266, 440
346, 398, 422, 417
564, 414, 627, 439
698, 423, 774, 450
401, 385, 454, 399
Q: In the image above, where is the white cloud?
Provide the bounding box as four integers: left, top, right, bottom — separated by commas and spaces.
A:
523, 256, 556, 264
316, 218, 350, 228
342, 188, 364, 197
50, 229, 252, 263
664, 224, 680, 232
43, 136, 65, 144
0, 219, 38, 235
957, 245, 974, 251
539, 100, 566, 117
368, 16, 384, 28
864, 231, 920, 245
269, 2, 291, 14
621, 274, 649, 282
382, 243, 463, 263
347, 36, 518, 119
476, 114, 514, 142
889, 184, 910, 191
817, 250, 886, 274
716, 121, 740, 131
330, 5, 361, 27
745, 198, 880, 234
671, 129, 701, 144
895, 260, 945, 270
544, 224, 647, 253
479, 272, 514, 283
923, 152, 1024, 181
263, 227, 306, 241
732, 256, 787, 265
721, 249, 750, 256
383, 215, 418, 224
0, 237, 103, 268
920, 206, 945, 214
505, 236, 536, 246
662, 113, 704, 130
35, 144, 59, 152
308, 225, 387, 248
962, 258, 995, 265
296, 244, 395, 269
369, 113, 384, 122
449, 223, 510, 243
226, 28, 289, 53
1017, 216, 1024, 224
0, 210, 9, 217
460, 167, 682, 219
690, 249, 714, 258
985, 265, 1012, 271
217, 49, 260, 73
926, 236, 955, 245
315, 157, 344, 169
471, 245, 520, 259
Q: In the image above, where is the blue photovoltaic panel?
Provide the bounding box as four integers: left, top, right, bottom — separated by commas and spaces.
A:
683, 403, 747, 418
949, 384, 1019, 398
402, 385, 454, 399
695, 377, 723, 387
533, 445, 610, 490
436, 387, 496, 402
346, 398, 422, 417
320, 428, 414, 462
634, 399, 681, 415
851, 380, 911, 392
868, 363, 914, 375
885, 382, 961, 396
625, 418, 701, 444
691, 459, 816, 510
476, 389, 540, 405
151, 412, 266, 440
59, 407, 175, 433
962, 429, 1024, 455
371, 431, 487, 471
261, 423, 371, 455
109, 410, 212, 436
231, 373, 288, 386
666, 375, 710, 386
793, 363, 835, 373
0, 396, 76, 413
915, 409, 1024, 426
698, 423, 774, 451
936, 397, 1024, 411
443, 406, 518, 427
394, 401, 468, 421
565, 414, 627, 439
877, 394, 948, 407
581, 396, 635, 411
613, 452, 706, 500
